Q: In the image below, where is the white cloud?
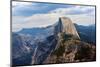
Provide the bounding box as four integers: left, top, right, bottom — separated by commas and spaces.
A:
12, 5, 95, 32
12, 1, 48, 16
49, 6, 95, 15
12, 13, 95, 32
12, 16, 28, 23
12, 1, 33, 7
12, 14, 59, 32
66, 15, 95, 25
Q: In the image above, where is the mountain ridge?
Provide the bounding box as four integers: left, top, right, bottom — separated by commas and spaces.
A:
12, 17, 96, 66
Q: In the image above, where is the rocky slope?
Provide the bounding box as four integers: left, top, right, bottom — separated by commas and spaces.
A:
43, 17, 96, 64
43, 32, 96, 64
12, 17, 96, 66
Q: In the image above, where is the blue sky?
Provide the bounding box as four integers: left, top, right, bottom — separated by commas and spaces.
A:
12, 1, 95, 32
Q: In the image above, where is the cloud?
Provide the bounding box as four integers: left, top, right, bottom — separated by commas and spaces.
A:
12, 1, 33, 7
12, 12, 95, 32
12, 1, 95, 32
12, 1, 74, 16
12, 14, 59, 32
49, 6, 95, 15
66, 15, 95, 25
12, 1, 47, 16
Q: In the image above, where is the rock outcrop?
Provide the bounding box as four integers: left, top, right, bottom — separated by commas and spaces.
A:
43, 17, 95, 64
54, 17, 80, 39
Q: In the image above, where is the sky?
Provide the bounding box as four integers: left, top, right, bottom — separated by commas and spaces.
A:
12, 1, 95, 32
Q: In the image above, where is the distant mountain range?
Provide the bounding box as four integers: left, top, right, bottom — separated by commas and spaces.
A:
12, 17, 96, 66
75, 24, 96, 44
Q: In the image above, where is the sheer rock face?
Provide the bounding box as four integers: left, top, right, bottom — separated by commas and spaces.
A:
55, 17, 80, 39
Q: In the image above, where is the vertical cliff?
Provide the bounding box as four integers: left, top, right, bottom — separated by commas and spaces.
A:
61, 17, 80, 38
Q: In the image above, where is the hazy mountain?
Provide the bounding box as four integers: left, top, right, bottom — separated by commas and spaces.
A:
12, 33, 37, 65
75, 24, 96, 44
12, 17, 96, 66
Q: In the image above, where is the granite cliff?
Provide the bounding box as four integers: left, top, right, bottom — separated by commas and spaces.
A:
12, 17, 96, 66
